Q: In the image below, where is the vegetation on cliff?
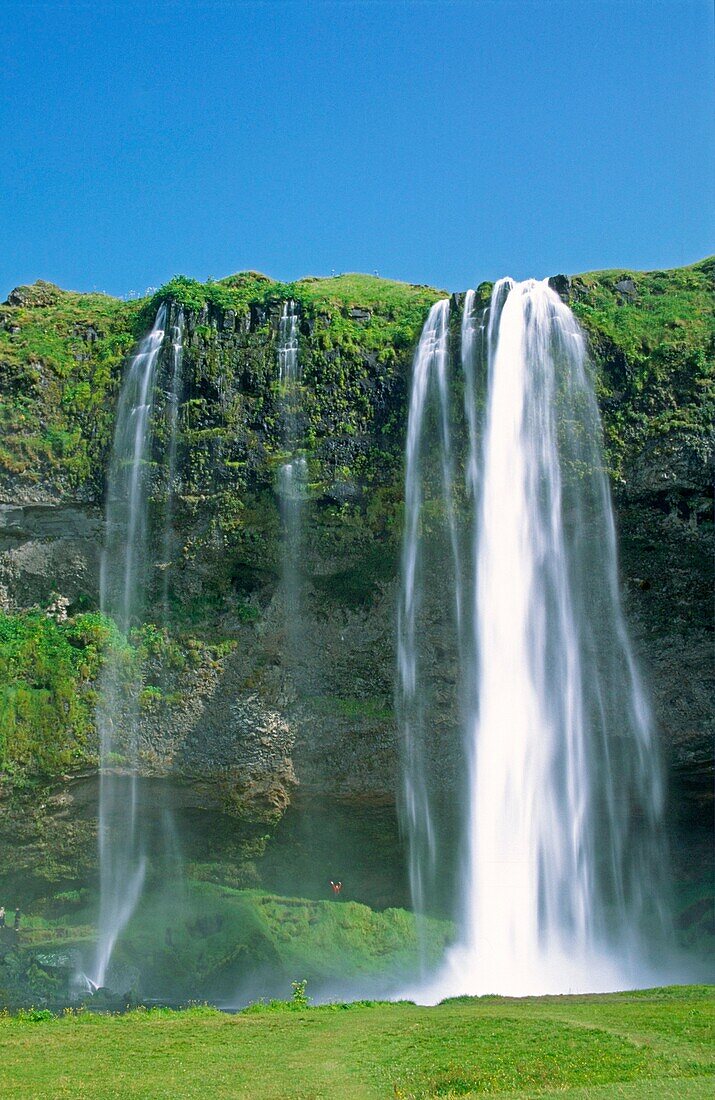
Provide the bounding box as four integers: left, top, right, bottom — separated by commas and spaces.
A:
0, 611, 112, 776
0, 257, 711, 788
571, 257, 714, 488
1, 260, 710, 505
0, 609, 234, 784
0, 285, 140, 497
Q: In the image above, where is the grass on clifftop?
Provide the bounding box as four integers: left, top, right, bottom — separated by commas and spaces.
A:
0, 986, 712, 1099
0, 285, 141, 493
570, 257, 714, 483
152, 269, 443, 377
2, 259, 711, 497
149, 270, 443, 349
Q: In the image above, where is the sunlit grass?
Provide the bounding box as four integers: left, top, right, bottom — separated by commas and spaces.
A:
0, 986, 712, 1098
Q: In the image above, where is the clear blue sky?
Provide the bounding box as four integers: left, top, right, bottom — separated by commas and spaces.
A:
2, 0, 713, 296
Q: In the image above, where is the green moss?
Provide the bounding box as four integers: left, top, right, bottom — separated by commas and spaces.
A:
100, 880, 452, 1000
0, 608, 241, 780
0, 285, 142, 493
146, 271, 276, 318
2, 261, 710, 507
0, 611, 117, 775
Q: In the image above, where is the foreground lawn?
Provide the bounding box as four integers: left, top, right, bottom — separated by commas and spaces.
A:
0, 986, 712, 1099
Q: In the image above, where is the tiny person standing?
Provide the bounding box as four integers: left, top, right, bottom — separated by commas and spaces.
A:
0, 905, 5, 927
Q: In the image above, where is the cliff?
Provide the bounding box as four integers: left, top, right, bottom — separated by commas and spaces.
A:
0, 260, 712, 899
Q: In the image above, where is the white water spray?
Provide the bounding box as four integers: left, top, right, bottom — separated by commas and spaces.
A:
399, 281, 668, 999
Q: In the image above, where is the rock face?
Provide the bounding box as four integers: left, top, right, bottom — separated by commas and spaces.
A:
0, 503, 102, 610
614, 277, 638, 299
5, 281, 63, 309
0, 264, 712, 842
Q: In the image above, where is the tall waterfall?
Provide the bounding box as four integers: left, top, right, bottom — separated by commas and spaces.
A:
399, 280, 668, 998
277, 300, 306, 634
92, 305, 175, 987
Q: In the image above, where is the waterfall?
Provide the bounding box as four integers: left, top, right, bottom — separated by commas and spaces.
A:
161, 308, 185, 617
399, 281, 668, 998
91, 305, 175, 988
277, 301, 306, 638
278, 299, 300, 389
397, 299, 462, 923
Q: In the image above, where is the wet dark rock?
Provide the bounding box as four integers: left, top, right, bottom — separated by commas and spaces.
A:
323, 478, 361, 504
548, 274, 571, 302
474, 281, 494, 309
0, 503, 102, 610
250, 303, 266, 330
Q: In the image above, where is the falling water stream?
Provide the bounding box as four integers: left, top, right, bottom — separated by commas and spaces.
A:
399, 280, 668, 998
277, 300, 306, 640
396, 299, 461, 921
161, 309, 185, 616
90, 305, 183, 988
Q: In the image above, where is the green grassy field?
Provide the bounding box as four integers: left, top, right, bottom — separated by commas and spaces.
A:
0, 986, 712, 1099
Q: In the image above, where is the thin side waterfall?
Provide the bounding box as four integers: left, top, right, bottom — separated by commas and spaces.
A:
397, 299, 462, 922
161, 308, 185, 617
399, 281, 668, 999
277, 301, 306, 638
91, 306, 170, 988
155, 306, 187, 927
278, 299, 300, 389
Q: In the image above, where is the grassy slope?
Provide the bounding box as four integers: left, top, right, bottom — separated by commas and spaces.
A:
0, 986, 712, 1099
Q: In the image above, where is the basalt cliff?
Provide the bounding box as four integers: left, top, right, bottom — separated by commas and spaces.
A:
0, 261, 712, 911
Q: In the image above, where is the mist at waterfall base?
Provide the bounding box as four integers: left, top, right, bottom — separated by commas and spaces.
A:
397, 280, 679, 1001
